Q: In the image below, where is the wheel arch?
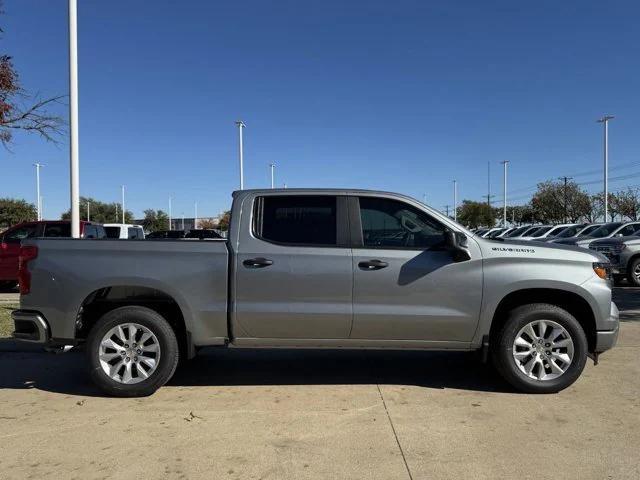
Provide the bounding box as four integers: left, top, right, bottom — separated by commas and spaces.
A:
76, 285, 193, 358
489, 288, 597, 352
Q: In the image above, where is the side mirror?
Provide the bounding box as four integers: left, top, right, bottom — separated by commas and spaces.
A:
445, 230, 471, 262
616, 233, 623, 237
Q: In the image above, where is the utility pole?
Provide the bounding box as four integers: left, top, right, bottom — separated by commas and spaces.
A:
453, 180, 458, 222
120, 185, 125, 224
597, 115, 614, 221
68, 0, 80, 238
501, 160, 509, 226
559, 176, 573, 223
168, 196, 173, 230
181, 213, 185, 231
444, 205, 450, 217
269, 163, 275, 189
115, 202, 118, 222
486, 161, 494, 207
87, 200, 90, 222
194, 201, 198, 230
33, 163, 44, 220
235, 121, 245, 190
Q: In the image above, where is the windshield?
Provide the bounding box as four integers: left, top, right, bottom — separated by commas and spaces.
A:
556, 225, 584, 238
589, 222, 623, 238
531, 226, 552, 238
577, 225, 599, 236
506, 226, 529, 237
104, 226, 120, 238
545, 226, 568, 237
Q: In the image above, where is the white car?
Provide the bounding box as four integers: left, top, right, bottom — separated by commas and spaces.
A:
103, 224, 145, 240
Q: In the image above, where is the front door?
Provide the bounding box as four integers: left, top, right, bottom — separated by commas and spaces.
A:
350, 196, 482, 342
233, 194, 353, 339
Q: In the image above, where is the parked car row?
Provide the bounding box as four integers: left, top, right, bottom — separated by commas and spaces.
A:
0, 220, 224, 289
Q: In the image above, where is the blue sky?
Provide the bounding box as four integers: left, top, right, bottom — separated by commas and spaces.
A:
2, 0, 640, 219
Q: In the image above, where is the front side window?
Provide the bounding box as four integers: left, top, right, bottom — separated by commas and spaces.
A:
254, 195, 337, 246
359, 197, 445, 249
83, 225, 98, 239
4, 224, 38, 243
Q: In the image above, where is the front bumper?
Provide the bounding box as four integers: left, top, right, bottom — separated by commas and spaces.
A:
594, 302, 619, 353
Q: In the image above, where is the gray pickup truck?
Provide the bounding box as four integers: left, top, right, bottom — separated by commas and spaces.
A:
589, 234, 640, 286
12, 189, 619, 397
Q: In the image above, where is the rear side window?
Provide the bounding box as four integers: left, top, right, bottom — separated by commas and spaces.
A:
4, 224, 38, 243
44, 223, 71, 237
104, 226, 121, 238
128, 227, 143, 239
254, 195, 337, 246
358, 197, 446, 249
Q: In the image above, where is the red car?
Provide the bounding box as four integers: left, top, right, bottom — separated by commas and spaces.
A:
0, 220, 105, 289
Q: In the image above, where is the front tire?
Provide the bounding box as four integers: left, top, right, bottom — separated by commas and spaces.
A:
86, 306, 179, 397
492, 303, 588, 394
626, 258, 640, 286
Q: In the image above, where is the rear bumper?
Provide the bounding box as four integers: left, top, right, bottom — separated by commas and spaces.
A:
594, 302, 619, 353
11, 310, 50, 343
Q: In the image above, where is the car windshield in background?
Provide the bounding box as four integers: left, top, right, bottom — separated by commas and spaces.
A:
531, 226, 552, 237
546, 226, 568, 237
556, 225, 584, 238
104, 226, 120, 238
589, 222, 623, 238
505, 226, 530, 237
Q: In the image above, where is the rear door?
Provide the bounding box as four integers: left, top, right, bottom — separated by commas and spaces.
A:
0, 223, 39, 281
350, 195, 483, 342
233, 194, 353, 339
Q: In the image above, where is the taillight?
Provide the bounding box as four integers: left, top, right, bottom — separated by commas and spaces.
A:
18, 245, 38, 295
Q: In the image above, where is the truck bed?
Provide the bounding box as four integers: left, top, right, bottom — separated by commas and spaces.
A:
20, 238, 230, 345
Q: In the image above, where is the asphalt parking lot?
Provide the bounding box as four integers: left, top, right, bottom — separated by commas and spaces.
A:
0, 289, 638, 480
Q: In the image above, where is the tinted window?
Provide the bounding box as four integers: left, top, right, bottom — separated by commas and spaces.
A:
105, 226, 121, 238
359, 197, 445, 249
128, 227, 143, 239
578, 225, 599, 236
255, 195, 337, 246
531, 226, 552, 237
4, 224, 38, 243
506, 226, 530, 237
617, 224, 640, 237
83, 225, 98, 239
590, 223, 623, 238
556, 225, 582, 238
44, 223, 71, 237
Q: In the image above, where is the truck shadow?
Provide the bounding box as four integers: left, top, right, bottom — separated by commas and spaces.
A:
613, 286, 640, 322
0, 344, 513, 397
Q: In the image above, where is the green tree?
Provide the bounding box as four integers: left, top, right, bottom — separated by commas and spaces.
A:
610, 188, 640, 221
142, 209, 169, 232
61, 197, 133, 224
0, 197, 36, 230
456, 200, 498, 228
218, 210, 231, 231
531, 180, 591, 223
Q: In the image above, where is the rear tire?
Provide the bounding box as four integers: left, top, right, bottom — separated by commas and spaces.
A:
491, 303, 588, 394
626, 258, 640, 287
86, 306, 179, 397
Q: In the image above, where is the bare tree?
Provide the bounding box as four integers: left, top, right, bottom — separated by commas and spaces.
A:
0, 2, 65, 148
611, 188, 640, 221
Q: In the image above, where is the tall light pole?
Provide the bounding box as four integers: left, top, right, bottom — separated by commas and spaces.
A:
168, 196, 173, 230
501, 160, 509, 226
453, 180, 458, 222
33, 163, 44, 220
68, 0, 80, 238
269, 163, 275, 189
235, 121, 245, 190
598, 115, 614, 221
115, 202, 118, 223
87, 200, 90, 221
120, 185, 125, 224
194, 201, 198, 230
181, 213, 185, 231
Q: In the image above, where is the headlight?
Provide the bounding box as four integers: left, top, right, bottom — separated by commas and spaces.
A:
593, 262, 611, 280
